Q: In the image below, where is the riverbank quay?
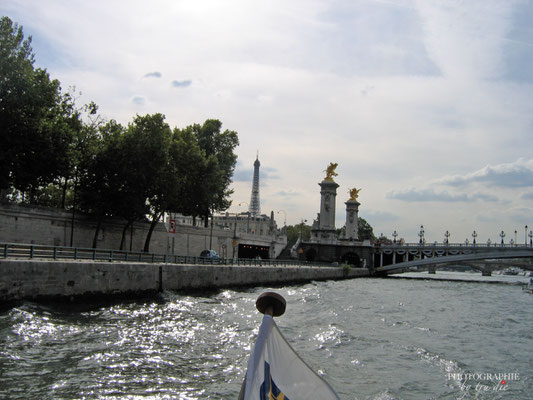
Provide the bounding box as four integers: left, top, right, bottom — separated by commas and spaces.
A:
0, 259, 369, 302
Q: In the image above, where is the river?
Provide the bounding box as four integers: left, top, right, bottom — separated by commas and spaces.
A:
1, 271, 531, 399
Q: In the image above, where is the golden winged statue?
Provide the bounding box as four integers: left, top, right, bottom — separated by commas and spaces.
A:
324, 162, 338, 182
349, 187, 361, 200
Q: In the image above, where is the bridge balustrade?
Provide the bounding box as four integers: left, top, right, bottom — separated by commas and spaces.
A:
373, 240, 533, 274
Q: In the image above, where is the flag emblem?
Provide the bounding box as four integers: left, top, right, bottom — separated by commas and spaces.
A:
260, 361, 289, 400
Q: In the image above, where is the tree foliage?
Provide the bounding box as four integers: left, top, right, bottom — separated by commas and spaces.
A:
176, 119, 239, 226
2, 18, 242, 251
0, 17, 74, 198
357, 217, 376, 241
285, 223, 312, 248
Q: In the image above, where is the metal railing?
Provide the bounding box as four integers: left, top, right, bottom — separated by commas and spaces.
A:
0, 242, 331, 268
377, 242, 533, 249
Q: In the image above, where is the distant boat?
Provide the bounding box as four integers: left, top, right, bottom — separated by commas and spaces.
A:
502, 267, 520, 275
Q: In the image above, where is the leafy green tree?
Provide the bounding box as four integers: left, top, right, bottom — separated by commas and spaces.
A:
112, 114, 171, 250
0, 17, 73, 199
78, 120, 125, 248
286, 223, 311, 248
358, 217, 376, 241
181, 119, 239, 226
132, 114, 173, 252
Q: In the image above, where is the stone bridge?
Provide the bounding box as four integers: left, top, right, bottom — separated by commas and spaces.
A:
374, 243, 533, 275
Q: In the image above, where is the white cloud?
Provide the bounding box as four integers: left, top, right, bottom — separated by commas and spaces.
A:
438, 158, 533, 188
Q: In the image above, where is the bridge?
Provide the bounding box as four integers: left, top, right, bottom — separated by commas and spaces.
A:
374, 243, 533, 275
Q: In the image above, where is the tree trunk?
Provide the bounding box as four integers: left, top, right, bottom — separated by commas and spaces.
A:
61, 176, 69, 209
120, 220, 133, 251
143, 211, 162, 253
92, 217, 103, 248
204, 208, 210, 228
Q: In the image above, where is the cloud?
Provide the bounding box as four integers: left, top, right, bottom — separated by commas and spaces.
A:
143, 71, 162, 78
439, 158, 533, 188
171, 80, 192, 88
131, 96, 145, 105
387, 188, 498, 203
521, 192, 533, 200
232, 169, 252, 182
274, 190, 300, 198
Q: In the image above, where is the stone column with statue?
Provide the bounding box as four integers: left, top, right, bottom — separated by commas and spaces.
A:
312, 163, 340, 244
343, 188, 361, 241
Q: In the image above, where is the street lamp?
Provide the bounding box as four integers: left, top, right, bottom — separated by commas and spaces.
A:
472, 230, 477, 246
444, 230, 450, 245
500, 230, 505, 246
299, 219, 308, 240
418, 225, 425, 245
514, 230, 517, 247
392, 230, 398, 243
529, 230, 533, 247
525, 225, 528, 247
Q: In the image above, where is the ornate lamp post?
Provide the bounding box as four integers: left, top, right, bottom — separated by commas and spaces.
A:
392, 230, 398, 244
418, 225, 425, 245
525, 225, 528, 247
529, 230, 533, 247
472, 230, 477, 246
444, 230, 450, 245
514, 230, 517, 247
500, 230, 505, 246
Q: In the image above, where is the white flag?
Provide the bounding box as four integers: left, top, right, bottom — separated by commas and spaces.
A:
243, 314, 340, 400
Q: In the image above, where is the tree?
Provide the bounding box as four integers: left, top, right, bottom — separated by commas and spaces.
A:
111, 114, 171, 250
358, 217, 376, 241
131, 114, 173, 252
179, 119, 239, 226
286, 223, 311, 248
0, 17, 73, 199
78, 120, 125, 248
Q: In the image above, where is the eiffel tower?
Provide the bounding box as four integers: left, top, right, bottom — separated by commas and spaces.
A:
249, 154, 261, 217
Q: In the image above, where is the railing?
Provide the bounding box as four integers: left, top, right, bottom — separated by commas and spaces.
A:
0, 242, 331, 268
376, 242, 533, 249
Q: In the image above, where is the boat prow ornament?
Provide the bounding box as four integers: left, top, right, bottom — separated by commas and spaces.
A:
255, 291, 286, 316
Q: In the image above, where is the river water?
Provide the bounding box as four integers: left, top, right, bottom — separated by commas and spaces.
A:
1, 272, 531, 399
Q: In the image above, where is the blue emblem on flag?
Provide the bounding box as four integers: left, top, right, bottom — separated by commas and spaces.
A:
260, 361, 289, 400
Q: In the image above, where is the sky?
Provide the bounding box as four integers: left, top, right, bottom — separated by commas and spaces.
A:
3, 0, 533, 243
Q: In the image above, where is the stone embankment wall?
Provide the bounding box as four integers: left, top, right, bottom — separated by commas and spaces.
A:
0, 203, 285, 258
0, 259, 369, 301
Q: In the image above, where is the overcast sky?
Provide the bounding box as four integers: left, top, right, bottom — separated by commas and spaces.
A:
3, 0, 533, 243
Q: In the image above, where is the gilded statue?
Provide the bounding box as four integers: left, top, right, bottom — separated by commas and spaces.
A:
349, 187, 361, 200
324, 162, 338, 182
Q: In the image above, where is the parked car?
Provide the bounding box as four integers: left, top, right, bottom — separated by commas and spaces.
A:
199, 249, 220, 262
